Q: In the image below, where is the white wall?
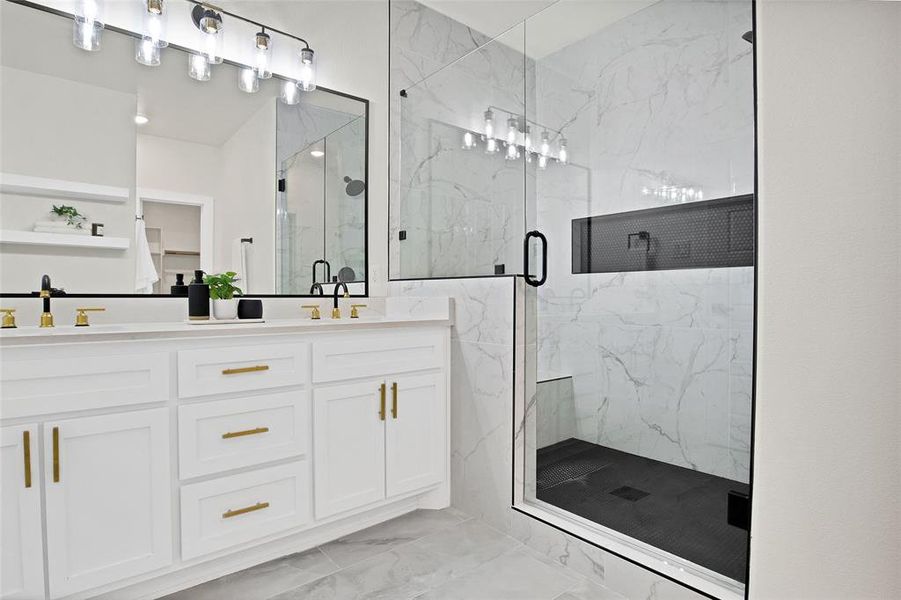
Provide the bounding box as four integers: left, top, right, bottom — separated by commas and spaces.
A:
752, 2, 900, 598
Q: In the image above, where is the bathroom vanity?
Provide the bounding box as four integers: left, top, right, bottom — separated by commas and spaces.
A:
0, 304, 451, 600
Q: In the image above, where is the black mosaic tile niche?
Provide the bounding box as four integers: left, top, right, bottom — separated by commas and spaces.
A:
572, 194, 754, 274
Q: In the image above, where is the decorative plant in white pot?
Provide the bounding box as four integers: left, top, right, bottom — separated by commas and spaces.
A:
204, 272, 242, 320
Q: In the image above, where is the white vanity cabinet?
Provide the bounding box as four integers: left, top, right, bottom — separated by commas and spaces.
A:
42, 409, 172, 598
0, 312, 450, 600
0, 424, 44, 600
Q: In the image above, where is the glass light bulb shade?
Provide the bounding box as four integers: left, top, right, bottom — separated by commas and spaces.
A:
506, 117, 518, 145
485, 138, 498, 154
135, 36, 160, 66
540, 131, 550, 156
538, 154, 548, 170
238, 67, 259, 93
254, 31, 272, 79
280, 79, 300, 105
143, 0, 167, 48
462, 131, 475, 149
202, 31, 223, 64
73, 15, 103, 51
483, 109, 494, 139
198, 9, 222, 34
188, 53, 211, 81
298, 48, 316, 91
505, 143, 518, 161
524, 127, 532, 153
557, 137, 568, 165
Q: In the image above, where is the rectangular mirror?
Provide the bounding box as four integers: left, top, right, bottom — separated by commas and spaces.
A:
0, 0, 368, 297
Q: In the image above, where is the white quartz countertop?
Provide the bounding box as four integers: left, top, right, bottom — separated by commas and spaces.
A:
0, 297, 452, 345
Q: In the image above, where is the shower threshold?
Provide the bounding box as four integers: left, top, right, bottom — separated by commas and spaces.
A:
535, 439, 749, 585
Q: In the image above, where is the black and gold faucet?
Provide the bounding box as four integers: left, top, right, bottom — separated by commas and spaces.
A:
332, 282, 349, 319
39, 274, 54, 328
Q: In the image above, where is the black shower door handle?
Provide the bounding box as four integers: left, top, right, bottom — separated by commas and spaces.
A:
523, 230, 548, 287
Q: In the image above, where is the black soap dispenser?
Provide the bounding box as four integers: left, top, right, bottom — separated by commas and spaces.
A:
188, 270, 210, 320
170, 273, 189, 296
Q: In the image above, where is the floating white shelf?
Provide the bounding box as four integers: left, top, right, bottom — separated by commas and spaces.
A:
0, 230, 130, 250
0, 173, 130, 204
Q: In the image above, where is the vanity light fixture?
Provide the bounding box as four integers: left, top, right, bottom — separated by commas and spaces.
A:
192, 4, 223, 65
462, 131, 476, 150
280, 80, 300, 105
141, 0, 167, 48
506, 117, 518, 146
188, 52, 211, 81
135, 36, 161, 66
310, 149, 325, 158
558, 137, 568, 165
540, 130, 550, 157
254, 29, 272, 79
73, 0, 103, 51
524, 126, 533, 153
238, 66, 259, 93
298, 47, 316, 91
483, 109, 495, 139
134, 114, 149, 125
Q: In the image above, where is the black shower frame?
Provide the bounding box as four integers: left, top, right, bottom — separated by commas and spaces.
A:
0, 0, 370, 299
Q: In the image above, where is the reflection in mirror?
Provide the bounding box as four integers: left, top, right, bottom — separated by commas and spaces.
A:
0, 1, 367, 296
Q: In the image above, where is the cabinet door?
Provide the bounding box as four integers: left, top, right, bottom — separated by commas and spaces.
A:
386, 372, 445, 497
44, 409, 172, 598
313, 379, 386, 519
1, 424, 44, 600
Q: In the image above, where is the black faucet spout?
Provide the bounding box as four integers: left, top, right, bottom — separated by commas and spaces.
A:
332, 282, 349, 309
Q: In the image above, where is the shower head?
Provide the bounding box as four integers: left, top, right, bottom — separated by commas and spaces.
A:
343, 176, 365, 197
742, 30, 754, 44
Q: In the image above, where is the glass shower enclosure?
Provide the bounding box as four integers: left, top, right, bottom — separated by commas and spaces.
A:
396, 1, 755, 596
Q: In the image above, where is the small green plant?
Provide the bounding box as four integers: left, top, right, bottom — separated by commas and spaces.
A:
50, 205, 87, 229
204, 272, 243, 300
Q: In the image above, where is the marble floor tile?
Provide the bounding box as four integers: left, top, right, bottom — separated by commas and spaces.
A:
158, 548, 338, 600
410, 518, 522, 571
554, 580, 628, 600
413, 547, 580, 600
318, 508, 467, 568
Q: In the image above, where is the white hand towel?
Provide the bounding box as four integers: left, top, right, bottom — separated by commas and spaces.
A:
135, 220, 159, 294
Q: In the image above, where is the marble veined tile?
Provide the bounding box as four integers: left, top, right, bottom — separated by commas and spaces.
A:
554, 580, 628, 600
159, 548, 337, 600
411, 517, 521, 568
318, 508, 466, 569
414, 547, 580, 600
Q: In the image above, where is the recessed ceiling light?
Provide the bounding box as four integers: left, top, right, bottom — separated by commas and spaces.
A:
310, 150, 324, 157
135, 114, 149, 125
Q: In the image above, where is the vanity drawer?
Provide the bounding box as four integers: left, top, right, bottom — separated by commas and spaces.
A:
312, 330, 446, 383
177, 343, 309, 398
0, 352, 169, 418
180, 461, 310, 560
178, 391, 309, 479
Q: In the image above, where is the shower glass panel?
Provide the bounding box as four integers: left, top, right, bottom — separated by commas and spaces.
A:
520, 0, 755, 594
397, 24, 527, 279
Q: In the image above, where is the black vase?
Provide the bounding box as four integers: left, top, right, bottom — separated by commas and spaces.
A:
237, 298, 263, 319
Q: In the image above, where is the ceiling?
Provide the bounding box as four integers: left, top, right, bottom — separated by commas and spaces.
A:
420, 0, 658, 59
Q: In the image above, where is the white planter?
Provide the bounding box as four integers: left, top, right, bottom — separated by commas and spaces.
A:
212, 299, 238, 320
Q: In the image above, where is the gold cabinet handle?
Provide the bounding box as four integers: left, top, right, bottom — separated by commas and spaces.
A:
379, 383, 387, 421
52, 426, 60, 483
23, 430, 32, 488
222, 426, 269, 439
222, 365, 270, 375
222, 501, 269, 519
391, 382, 398, 419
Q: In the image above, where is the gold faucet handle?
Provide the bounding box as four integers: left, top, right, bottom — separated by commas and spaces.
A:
0, 308, 16, 329
350, 304, 367, 319
75, 307, 105, 327
301, 304, 321, 320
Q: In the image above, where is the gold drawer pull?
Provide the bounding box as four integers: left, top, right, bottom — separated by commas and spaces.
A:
52, 426, 60, 483
23, 430, 32, 488
222, 365, 270, 375
222, 427, 270, 439
222, 501, 269, 519
391, 382, 398, 419
379, 383, 387, 421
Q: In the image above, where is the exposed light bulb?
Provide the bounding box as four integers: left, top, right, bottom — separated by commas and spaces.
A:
254, 30, 272, 79
188, 52, 211, 81
298, 47, 316, 91
238, 66, 259, 93
280, 79, 300, 105
462, 131, 475, 150
135, 36, 160, 66
558, 137, 568, 165
142, 0, 167, 48
483, 109, 494, 139
540, 130, 550, 157
73, 0, 103, 51
506, 117, 518, 146
485, 138, 498, 154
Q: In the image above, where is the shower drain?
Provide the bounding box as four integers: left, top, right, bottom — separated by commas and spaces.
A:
536, 456, 610, 490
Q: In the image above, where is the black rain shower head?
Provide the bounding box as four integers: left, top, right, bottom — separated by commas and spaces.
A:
343, 176, 365, 197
